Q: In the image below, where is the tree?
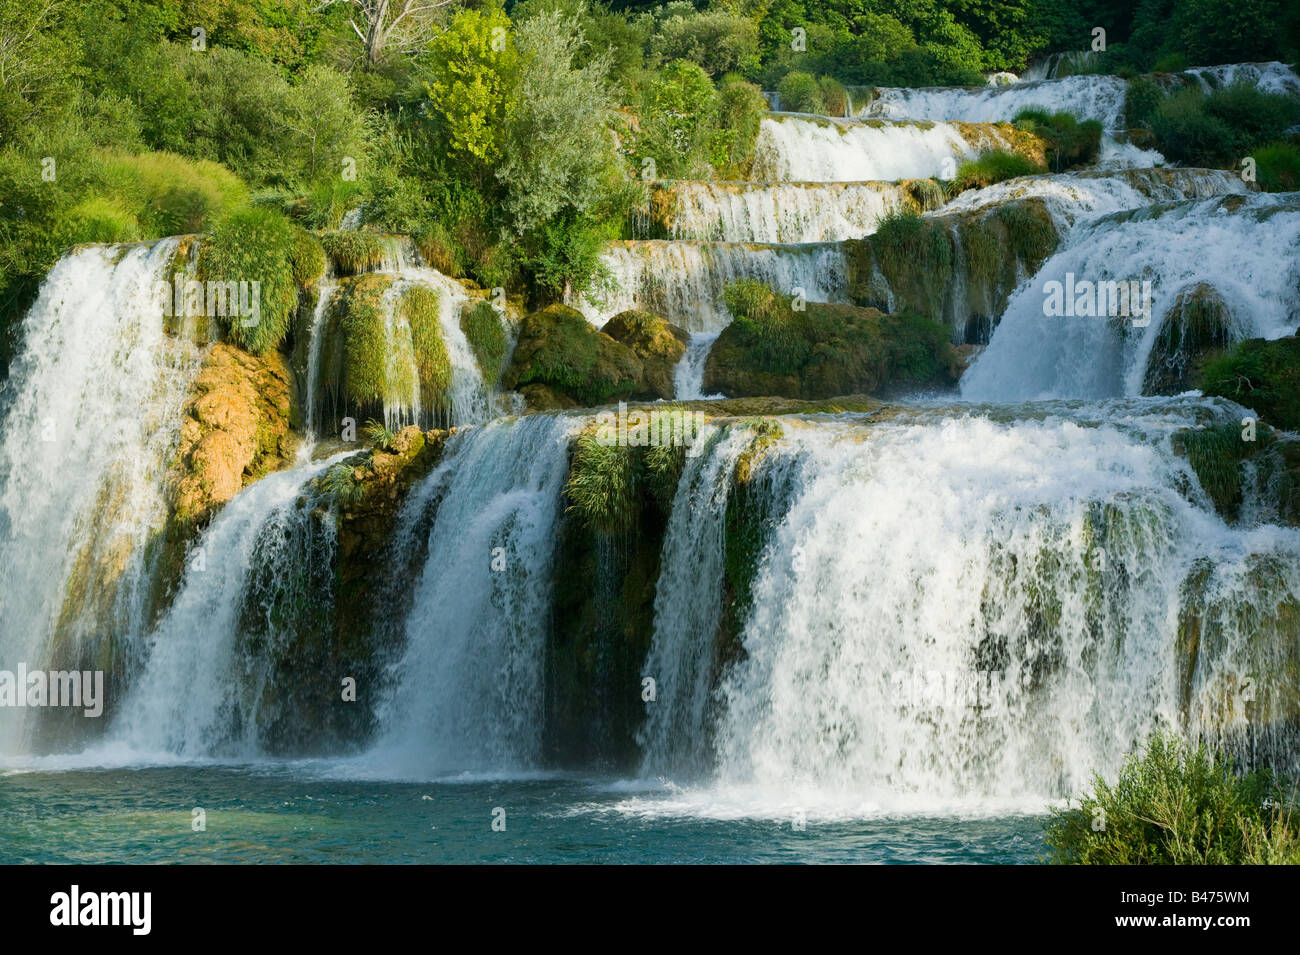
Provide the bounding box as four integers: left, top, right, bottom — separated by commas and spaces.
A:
320, 0, 454, 66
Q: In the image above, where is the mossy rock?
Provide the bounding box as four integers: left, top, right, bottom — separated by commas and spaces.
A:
601, 310, 688, 400
1199, 335, 1300, 432
703, 281, 960, 400
337, 273, 405, 411
1143, 283, 1235, 395
504, 304, 643, 408
168, 343, 298, 526
460, 299, 511, 381
400, 284, 451, 409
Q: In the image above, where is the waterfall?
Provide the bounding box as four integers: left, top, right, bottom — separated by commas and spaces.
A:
1182, 61, 1300, 95
859, 75, 1129, 129
0, 239, 205, 754
962, 193, 1300, 401
362, 414, 579, 778
636, 403, 1300, 813
935, 167, 1249, 231
574, 240, 848, 331
752, 115, 987, 182
674, 332, 723, 400
105, 453, 349, 759
302, 277, 340, 441
637, 425, 755, 775
650, 181, 907, 243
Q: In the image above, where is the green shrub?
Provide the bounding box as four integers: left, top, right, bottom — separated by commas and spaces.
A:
1012, 109, 1103, 171
61, 196, 140, 245
1204, 82, 1300, 148
320, 231, 387, 276
197, 207, 299, 354
1125, 78, 1165, 129
460, 300, 510, 378
98, 151, 248, 237
951, 150, 1043, 192
1253, 143, 1300, 191
564, 428, 641, 535
415, 222, 465, 277
302, 178, 362, 231
1149, 83, 1300, 167
713, 78, 768, 177
1045, 731, 1300, 864
340, 273, 401, 407
1201, 336, 1300, 432
818, 76, 848, 117
401, 284, 451, 407
872, 210, 954, 291
777, 71, 823, 114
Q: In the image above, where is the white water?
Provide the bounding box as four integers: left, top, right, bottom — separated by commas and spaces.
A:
637, 403, 1300, 814
0, 240, 205, 753
105, 453, 348, 758
302, 277, 339, 441
654, 181, 906, 243
861, 74, 1129, 129
935, 167, 1248, 231
674, 332, 723, 400
363, 414, 579, 777
1183, 61, 1300, 95
575, 240, 847, 331
637, 425, 752, 774
963, 193, 1300, 401
753, 115, 989, 182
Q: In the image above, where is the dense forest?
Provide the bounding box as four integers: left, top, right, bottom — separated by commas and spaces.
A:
3, 0, 1299, 367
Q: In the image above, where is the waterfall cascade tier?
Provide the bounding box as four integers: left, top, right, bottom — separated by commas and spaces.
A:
639, 402, 1300, 808
639, 180, 908, 243
859, 74, 1129, 129
573, 240, 848, 331
963, 192, 1300, 401
0, 239, 205, 753
752, 115, 1010, 182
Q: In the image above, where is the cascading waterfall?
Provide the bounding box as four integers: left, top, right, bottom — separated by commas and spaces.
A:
752, 115, 991, 182
962, 193, 1300, 401
859, 74, 1129, 128
1183, 61, 1300, 95
674, 332, 724, 400
105, 453, 349, 759
302, 277, 340, 442
637, 403, 1300, 813
363, 414, 579, 777
574, 240, 847, 330
0, 239, 205, 754
650, 181, 907, 243
637, 425, 757, 775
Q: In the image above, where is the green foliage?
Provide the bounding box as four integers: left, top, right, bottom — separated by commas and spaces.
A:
1173, 423, 1270, 519
401, 284, 451, 406
320, 231, 386, 276
1147, 83, 1300, 167
289, 227, 326, 288
415, 222, 465, 277
1012, 109, 1103, 171
565, 428, 641, 535
648, 4, 760, 78
1201, 336, 1300, 432
460, 300, 510, 379
635, 59, 720, 178
995, 202, 1058, 272
777, 71, 823, 114
197, 207, 300, 354
318, 461, 366, 507
363, 419, 399, 452
873, 210, 955, 293
340, 273, 399, 407
1124, 78, 1165, 129
1045, 731, 1300, 864
713, 77, 769, 176
951, 149, 1044, 192
1253, 143, 1300, 192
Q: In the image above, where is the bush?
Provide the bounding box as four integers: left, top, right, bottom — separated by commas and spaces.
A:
713, 77, 768, 177
401, 284, 451, 408
1149, 83, 1300, 167
289, 227, 326, 288
1125, 78, 1165, 129
1013, 109, 1103, 171
951, 149, 1043, 192
777, 71, 823, 114
320, 231, 387, 276
1200, 336, 1300, 431
636, 59, 721, 178
1253, 143, 1300, 191
1045, 731, 1300, 864
340, 273, 401, 407
818, 76, 848, 118
649, 6, 759, 79
196, 207, 300, 354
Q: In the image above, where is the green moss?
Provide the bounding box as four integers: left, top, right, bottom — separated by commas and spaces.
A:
601, 309, 688, 400
1173, 422, 1276, 521
868, 210, 954, 318
415, 222, 465, 277
1143, 283, 1234, 395
900, 178, 946, 213
339, 273, 400, 407
1201, 336, 1300, 432
995, 201, 1058, 272
504, 304, 643, 407
1011, 109, 1103, 171
705, 281, 959, 399
1253, 143, 1300, 193
197, 207, 300, 355
320, 231, 387, 276
460, 300, 510, 380
400, 284, 451, 408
